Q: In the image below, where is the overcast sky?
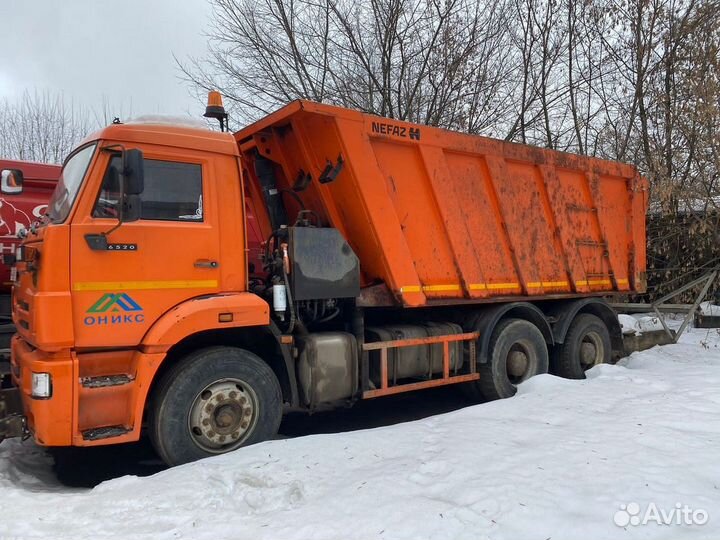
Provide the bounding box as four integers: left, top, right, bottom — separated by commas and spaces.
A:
0, 0, 213, 119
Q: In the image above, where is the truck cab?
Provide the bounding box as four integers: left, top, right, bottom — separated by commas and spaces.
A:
8, 119, 276, 459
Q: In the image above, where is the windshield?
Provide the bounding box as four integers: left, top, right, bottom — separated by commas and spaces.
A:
47, 143, 97, 223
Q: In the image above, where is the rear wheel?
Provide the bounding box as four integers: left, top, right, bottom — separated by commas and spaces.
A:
553, 313, 611, 379
150, 346, 282, 467
464, 318, 549, 401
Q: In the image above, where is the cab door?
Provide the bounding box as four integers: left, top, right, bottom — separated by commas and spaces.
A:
70, 147, 221, 348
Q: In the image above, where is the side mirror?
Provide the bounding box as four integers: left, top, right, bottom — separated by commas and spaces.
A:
1, 169, 24, 195
122, 149, 144, 196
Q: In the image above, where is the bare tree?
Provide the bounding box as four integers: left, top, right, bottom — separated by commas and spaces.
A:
0, 90, 134, 164
639, 0, 720, 297
180, 0, 514, 129
0, 90, 91, 164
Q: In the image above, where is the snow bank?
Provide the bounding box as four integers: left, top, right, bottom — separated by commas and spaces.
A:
700, 302, 720, 317
618, 313, 639, 334
618, 313, 666, 335
1, 326, 719, 540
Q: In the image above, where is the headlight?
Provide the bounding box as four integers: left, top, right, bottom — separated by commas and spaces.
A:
31, 372, 52, 398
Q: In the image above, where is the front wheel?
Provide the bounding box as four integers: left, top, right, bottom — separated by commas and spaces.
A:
149, 346, 282, 467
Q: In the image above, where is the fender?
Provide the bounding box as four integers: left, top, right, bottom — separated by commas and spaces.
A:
545, 297, 623, 352
141, 292, 270, 351
464, 302, 554, 363
139, 292, 300, 410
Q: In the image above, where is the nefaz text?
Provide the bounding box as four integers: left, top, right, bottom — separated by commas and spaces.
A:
371, 122, 421, 140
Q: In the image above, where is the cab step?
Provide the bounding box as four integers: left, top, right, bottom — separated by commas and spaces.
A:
80, 374, 134, 388
82, 425, 130, 441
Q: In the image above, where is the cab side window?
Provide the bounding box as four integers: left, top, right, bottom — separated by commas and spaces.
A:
93, 157, 203, 222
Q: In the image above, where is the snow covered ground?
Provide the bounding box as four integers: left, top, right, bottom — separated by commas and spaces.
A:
1, 316, 719, 540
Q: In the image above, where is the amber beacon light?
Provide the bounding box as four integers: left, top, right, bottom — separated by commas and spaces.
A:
204, 91, 229, 132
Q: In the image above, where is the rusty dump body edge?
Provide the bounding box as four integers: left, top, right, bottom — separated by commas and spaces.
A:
238, 100, 648, 308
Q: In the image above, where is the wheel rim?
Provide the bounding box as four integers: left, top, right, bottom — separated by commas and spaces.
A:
506, 341, 534, 384
579, 331, 604, 370
187, 378, 259, 453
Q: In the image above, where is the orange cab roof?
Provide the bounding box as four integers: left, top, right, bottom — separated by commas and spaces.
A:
81, 121, 238, 156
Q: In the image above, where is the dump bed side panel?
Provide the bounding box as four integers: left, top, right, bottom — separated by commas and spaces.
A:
235, 101, 647, 307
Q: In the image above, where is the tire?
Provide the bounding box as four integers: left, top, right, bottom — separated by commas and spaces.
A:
149, 346, 282, 467
465, 318, 549, 401
553, 313, 611, 379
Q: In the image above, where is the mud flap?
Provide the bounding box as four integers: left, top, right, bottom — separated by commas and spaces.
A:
0, 386, 26, 443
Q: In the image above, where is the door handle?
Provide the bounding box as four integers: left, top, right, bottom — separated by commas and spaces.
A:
194, 259, 219, 269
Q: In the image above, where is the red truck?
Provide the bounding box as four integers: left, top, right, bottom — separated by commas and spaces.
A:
0, 160, 61, 345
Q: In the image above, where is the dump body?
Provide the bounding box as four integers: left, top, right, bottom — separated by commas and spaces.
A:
236, 101, 648, 308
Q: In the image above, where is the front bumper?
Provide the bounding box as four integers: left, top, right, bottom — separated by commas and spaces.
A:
10, 335, 74, 446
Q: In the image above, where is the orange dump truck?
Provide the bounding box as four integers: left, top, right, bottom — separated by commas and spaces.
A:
0, 98, 647, 465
